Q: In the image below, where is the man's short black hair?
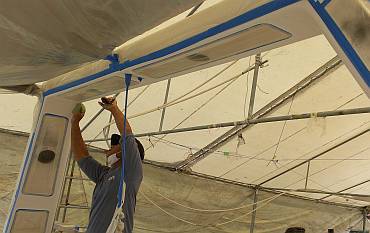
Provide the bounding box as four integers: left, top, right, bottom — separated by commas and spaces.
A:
111, 134, 145, 160
111, 134, 121, 146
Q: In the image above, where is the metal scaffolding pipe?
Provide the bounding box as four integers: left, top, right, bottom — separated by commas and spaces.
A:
259, 187, 370, 199
304, 162, 310, 189
59, 204, 90, 210
85, 107, 370, 142
363, 208, 367, 232
248, 53, 261, 119
159, 79, 171, 132
250, 189, 258, 233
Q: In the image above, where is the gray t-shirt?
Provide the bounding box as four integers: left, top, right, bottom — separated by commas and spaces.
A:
78, 134, 143, 233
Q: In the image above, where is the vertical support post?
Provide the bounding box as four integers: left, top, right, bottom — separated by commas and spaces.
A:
363, 208, 367, 232
159, 79, 171, 132
250, 188, 258, 233
305, 161, 311, 189
248, 53, 261, 119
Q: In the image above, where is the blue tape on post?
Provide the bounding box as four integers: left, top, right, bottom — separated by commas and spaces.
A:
309, 0, 370, 87
105, 54, 120, 70
117, 73, 132, 208
321, 0, 332, 7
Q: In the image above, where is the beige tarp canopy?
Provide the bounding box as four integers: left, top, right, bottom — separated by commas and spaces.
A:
0, 0, 200, 87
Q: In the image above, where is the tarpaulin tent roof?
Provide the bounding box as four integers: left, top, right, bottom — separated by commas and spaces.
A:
0, 0, 201, 87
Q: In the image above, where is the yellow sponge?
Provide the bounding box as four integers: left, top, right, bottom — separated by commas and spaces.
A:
72, 103, 86, 114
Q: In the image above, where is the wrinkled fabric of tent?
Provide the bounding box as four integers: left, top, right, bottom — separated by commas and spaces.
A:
0, 0, 201, 87
0, 129, 364, 233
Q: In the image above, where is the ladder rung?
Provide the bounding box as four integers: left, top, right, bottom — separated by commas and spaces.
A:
59, 204, 90, 210
65, 176, 91, 181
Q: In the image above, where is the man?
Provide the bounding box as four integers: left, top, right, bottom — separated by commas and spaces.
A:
71, 97, 144, 233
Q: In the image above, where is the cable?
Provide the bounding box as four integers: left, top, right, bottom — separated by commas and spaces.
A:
128, 85, 151, 108
141, 182, 284, 213
102, 61, 262, 130
139, 189, 286, 227
140, 191, 198, 226
144, 61, 250, 151
268, 94, 295, 166
214, 192, 285, 226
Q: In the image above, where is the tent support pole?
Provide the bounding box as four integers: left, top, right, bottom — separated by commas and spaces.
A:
84, 107, 370, 143
250, 188, 258, 233
304, 161, 310, 189
248, 53, 261, 118
159, 79, 171, 132
363, 208, 367, 232
320, 180, 370, 200
174, 56, 342, 170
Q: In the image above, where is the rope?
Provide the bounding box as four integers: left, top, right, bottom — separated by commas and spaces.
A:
268, 94, 295, 166
145, 60, 260, 151
214, 192, 285, 226
141, 182, 282, 213
117, 74, 131, 207
140, 188, 286, 227
102, 61, 260, 131
140, 191, 198, 226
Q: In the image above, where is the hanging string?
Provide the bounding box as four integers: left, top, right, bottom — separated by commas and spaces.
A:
268, 94, 295, 167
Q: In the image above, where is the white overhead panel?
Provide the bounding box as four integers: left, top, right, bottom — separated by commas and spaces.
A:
45, 0, 321, 101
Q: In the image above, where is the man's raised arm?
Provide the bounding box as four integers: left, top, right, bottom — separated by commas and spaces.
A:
99, 97, 132, 135
71, 104, 89, 161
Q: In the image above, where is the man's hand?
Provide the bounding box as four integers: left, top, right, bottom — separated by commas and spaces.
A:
99, 96, 132, 135
72, 103, 86, 124
99, 97, 119, 112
